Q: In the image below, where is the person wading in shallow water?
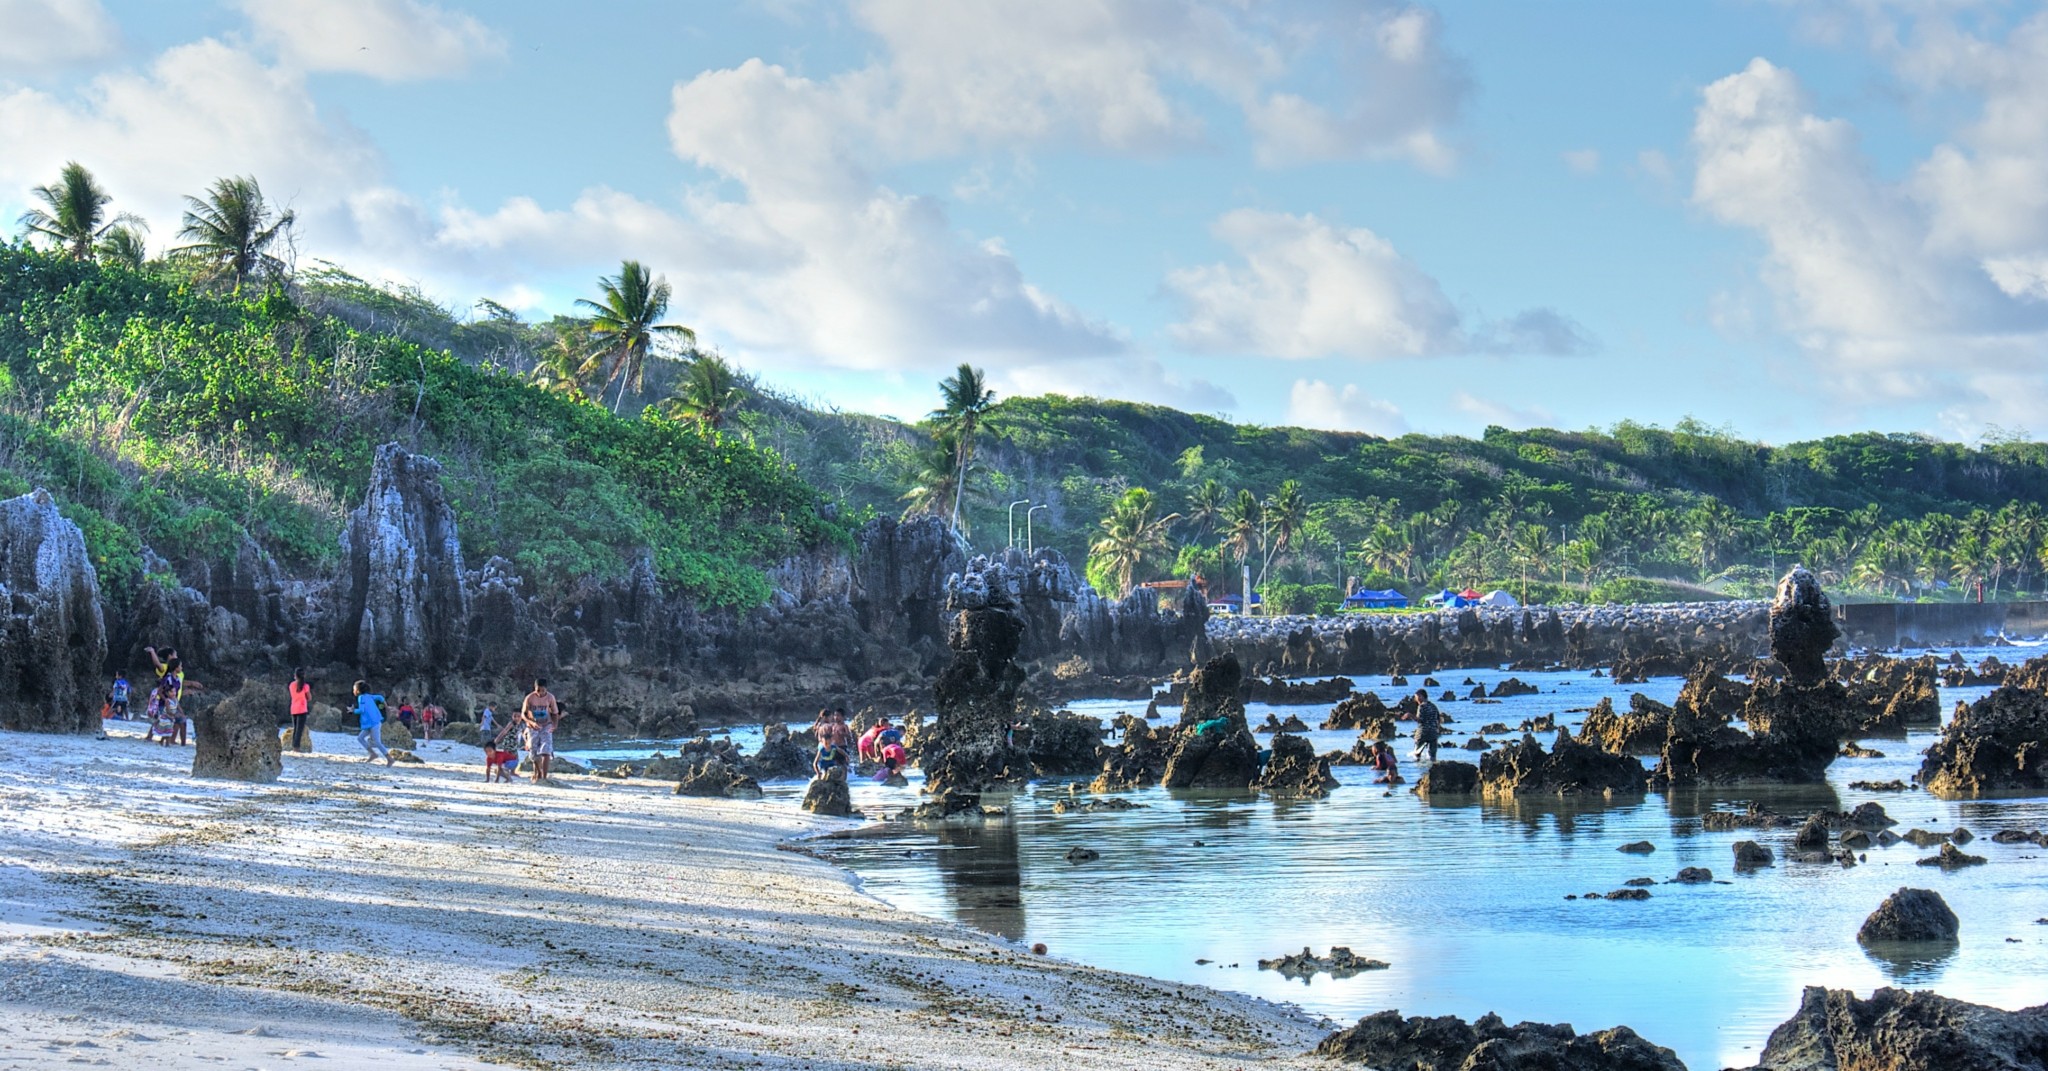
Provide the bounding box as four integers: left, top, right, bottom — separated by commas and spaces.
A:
286, 668, 312, 752
521, 679, 560, 783
1411, 688, 1443, 766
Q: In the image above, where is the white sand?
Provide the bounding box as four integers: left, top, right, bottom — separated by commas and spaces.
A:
0, 722, 1327, 1070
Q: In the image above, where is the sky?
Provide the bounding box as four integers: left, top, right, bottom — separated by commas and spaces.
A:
5, 0, 2048, 444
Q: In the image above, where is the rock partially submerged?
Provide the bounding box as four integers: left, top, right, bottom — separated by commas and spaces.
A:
1414, 760, 1480, 797
1739, 986, 2048, 1071
800, 777, 853, 817
1577, 694, 1672, 755
0, 489, 107, 734
917, 558, 1032, 813
1857, 888, 1959, 944
1252, 732, 1338, 799
1479, 730, 1649, 800
1258, 946, 1389, 980
1916, 843, 1988, 870
1323, 691, 1396, 734
674, 758, 763, 799
1091, 714, 1171, 792
1315, 1009, 1684, 1070
1918, 675, 2048, 797
1159, 654, 1261, 790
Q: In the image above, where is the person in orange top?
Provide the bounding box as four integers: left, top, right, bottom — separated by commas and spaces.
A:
287, 667, 312, 752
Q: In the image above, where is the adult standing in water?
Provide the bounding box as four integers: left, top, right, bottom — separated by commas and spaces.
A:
1411, 688, 1442, 766
354, 680, 393, 766
521, 679, 559, 783
286, 668, 312, 752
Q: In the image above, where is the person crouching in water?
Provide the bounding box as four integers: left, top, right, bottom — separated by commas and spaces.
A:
1368, 740, 1402, 784
354, 681, 393, 766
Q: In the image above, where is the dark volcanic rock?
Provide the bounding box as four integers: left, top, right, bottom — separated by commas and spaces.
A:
1490, 676, 1540, 698
1092, 714, 1171, 792
1917, 843, 1988, 869
1919, 675, 2048, 797
1479, 730, 1649, 799
1258, 946, 1388, 980
1415, 760, 1480, 797
191, 684, 283, 783
675, 757, 763, 799
800, 777, 853, 816
1675, 867, 1713, 884
1322, 691, 1395, 733
1022, 709, 1107, 776
1858, 888, 1960, 944
1740, 986, 2048, 1071
917, 559, 1032, 809
334, 443, 469, 675
1160, 655, 1262, 790
1315, 1009, 1685, 1070
0, 490, 107, 734
1734, 840, 1775, 868
1770, 566, 1840, 687
1577, 694, 1671, 756
1654, 676, 1851, 786
743, 723, 815, 781
1252, 732, 1338, 799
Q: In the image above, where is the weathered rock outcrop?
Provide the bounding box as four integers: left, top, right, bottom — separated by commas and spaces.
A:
1020, 709, 1106, 776
674, 758, 763, 799
1323, 691, 1395, 735
0, 490, 107, 734
191, 683, 283, 782
1258, 946, 1388, 980
1091, 714, 1171, 792
334, 444, 469, 675
1770, 567, 1839, 686
1315, 1009, 1685, 1070
1159, 654, 1262, 790
1577, 694, 1672, 755
1919, 675, 2048, 797
800, 776, 853, 816
1655, 678, 1854, 786
743, 723, 815, 781
1415, 760, 1480, 796
1857, 888, 1959, 944
1480, 730, 1650, 799
1741, 987, 2048, 1071
916, 558, 1031, 814
1252, 732, 1338, 799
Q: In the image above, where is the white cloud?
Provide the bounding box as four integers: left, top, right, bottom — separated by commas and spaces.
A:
1285, 379, 1409, 436
1634, 148, 1674, 183
1562, 148, 1601, 175
0, 38, 382, 234
1164, 209, 1589, 360
236, 0, 505, 81
1240, 6, 1468, 170
0, 0, 116, 73
1689, 54, 2048, 420
1453, 391, 1552, 430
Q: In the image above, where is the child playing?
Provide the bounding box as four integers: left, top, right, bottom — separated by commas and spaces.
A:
484, 725, 520, 783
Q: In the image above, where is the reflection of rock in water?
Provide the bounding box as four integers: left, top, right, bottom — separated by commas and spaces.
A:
931, 822, 1025, 941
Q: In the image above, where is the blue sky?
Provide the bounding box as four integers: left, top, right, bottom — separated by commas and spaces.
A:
5, 1, 2048, 443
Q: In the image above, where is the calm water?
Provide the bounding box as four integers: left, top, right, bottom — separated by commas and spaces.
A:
754, 649, 2048, 1071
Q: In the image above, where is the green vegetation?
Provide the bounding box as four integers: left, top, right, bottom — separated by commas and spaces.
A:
3, 188, 837, 608
16, 161, 2048, 618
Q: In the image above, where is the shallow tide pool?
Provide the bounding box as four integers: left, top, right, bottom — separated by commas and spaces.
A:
779, 653, 2048, 1071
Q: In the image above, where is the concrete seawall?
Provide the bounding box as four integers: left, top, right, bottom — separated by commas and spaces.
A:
1834, 600, 2048, 648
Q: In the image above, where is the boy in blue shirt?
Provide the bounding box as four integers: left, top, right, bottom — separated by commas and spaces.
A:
354, 680, 393, 766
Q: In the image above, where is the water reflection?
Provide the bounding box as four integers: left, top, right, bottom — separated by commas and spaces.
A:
1861, 940, 1962, 983
932, 820, 1025, 940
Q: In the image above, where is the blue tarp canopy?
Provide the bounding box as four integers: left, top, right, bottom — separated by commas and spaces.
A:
1426, 589, 1477, 608
1343, 588, 1410, 608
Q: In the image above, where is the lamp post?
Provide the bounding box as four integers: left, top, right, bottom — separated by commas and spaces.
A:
1027, 504, 1049, 554
1007, 499, 1030, 549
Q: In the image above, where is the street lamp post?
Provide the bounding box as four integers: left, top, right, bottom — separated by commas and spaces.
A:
1007, 499, 1031, 549
1027, 504, 1049, 554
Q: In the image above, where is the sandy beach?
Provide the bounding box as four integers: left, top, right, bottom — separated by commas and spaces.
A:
0, 723, 1327, 1071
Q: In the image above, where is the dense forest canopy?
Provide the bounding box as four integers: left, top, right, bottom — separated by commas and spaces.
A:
10, 162, 2048, 616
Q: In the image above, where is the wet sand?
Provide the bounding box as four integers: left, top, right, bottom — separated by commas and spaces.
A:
0, 722, 1325, 1070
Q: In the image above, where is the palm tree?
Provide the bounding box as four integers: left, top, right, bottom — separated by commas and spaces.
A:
174, 176, 296, 292
1265, 480, 1308, 559
1223, 489, 1262, 603
529, 332, 590, 401
930, 363, 996, 532
577, 260, 695, 414
670, 353, 744, 431
1358, 522, 1409, 583
1186, 478, 1229, 539
19, 162, 140, 260
1511, 522, 1556, 603
94, 223, 150, 270
1090, 488, 1182, 596
900, 432, 990, 536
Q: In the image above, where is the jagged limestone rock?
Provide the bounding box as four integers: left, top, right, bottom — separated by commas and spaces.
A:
0, 490, 107, 734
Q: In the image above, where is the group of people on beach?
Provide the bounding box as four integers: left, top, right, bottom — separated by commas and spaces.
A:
810, 708, 909, 782
101, 647, 203, 746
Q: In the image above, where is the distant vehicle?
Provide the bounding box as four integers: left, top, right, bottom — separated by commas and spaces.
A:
1207, 592, 1260, 615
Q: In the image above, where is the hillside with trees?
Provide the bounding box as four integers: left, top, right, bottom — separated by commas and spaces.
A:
11, 162, 2048, 622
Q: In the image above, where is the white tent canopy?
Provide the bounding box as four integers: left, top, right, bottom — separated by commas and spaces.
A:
1479, 590, 1519, 607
